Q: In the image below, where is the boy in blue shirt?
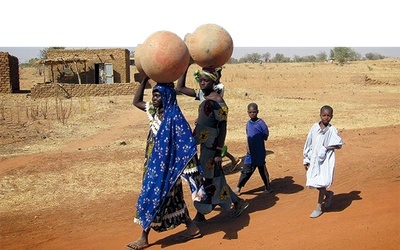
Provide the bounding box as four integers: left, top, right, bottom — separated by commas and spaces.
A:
234, 103, 272, 195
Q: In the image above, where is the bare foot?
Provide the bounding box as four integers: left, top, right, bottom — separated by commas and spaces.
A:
126, 238, 148, 250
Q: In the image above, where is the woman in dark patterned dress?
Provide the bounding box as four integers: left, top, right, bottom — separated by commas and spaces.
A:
177, 66, 249, 224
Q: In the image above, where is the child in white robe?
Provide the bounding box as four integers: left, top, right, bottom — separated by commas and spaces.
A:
303, 105, 343, 218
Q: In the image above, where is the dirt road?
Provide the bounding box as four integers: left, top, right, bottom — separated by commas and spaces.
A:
1, 120, 399, 249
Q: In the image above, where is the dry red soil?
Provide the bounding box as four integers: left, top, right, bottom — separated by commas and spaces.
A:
1, 61, 399, 249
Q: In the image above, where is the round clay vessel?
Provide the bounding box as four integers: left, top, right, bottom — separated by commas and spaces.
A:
185, 24, 233, 68
139, 30, 190, 83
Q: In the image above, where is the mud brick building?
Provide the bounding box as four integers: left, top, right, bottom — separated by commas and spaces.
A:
41, 48, 130, 84
29, 48, 137, 98
0, 51, 19, 93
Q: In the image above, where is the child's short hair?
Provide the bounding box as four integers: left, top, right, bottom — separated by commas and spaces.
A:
320, 105, 333, 114
247, 103, 258, 110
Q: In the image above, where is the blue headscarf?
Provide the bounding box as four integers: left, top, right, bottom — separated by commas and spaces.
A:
135, 83, 197, 231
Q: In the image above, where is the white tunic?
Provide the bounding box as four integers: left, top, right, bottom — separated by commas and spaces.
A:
303, 123, 343, 188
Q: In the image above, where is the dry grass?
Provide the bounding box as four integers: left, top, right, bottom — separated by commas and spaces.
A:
186, 60, 400, 141
1, 59, 399, 215
1, 160, 142, 213
0, 94, 127, 157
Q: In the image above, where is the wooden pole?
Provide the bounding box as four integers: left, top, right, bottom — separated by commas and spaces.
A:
42, 63, 45, 83
73, 59, 82, 84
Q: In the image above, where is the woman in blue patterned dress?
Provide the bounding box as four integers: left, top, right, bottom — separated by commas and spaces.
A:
126, 76, 203, 249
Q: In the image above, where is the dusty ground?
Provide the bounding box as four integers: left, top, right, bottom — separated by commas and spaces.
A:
1, 59, 399, 249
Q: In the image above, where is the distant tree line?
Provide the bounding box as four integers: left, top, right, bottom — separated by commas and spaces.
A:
20, 47, 386, 67
227, 47, 387, 65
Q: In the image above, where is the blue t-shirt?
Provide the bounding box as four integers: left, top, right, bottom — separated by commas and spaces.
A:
244, 118, 269, 166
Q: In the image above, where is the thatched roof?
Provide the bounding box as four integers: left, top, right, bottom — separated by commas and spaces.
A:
39, 57, 87, 65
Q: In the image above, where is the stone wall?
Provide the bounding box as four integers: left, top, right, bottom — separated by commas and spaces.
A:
31, 82, 138, 98
45, 48, 130, 84
0, 52, 20, 93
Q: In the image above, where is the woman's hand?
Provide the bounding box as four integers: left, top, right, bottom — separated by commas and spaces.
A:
214, 156, 222, 165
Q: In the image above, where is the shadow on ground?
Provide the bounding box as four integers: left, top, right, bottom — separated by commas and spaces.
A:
223, 150, 274, 176
326, 190, 362, 213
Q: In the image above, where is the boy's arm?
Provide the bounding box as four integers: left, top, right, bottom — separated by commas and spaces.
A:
325, 126, 343, 149
303, 128, 313, 166
262, 119, 269, 141
264, 126, 269, 141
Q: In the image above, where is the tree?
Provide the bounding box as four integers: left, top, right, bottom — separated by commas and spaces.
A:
332, 47, 357, 65
248, 53, 262, 63
329, 49, 335, 60
240, 54, 250, 63
20, 58, 40, 68
227, 57, 238, 64
271, 53, 290, 63
365, 53, 385, 60
262, 52, 271, 62
238, 57, 247, 63
303, 55, 317, 62
316, 51, 327, 62
240, 53, 262, 63
293, 55, 303, 62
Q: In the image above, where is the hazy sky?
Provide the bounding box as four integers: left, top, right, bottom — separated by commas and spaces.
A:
1, 47, 399, 64
1, 1, 398, 62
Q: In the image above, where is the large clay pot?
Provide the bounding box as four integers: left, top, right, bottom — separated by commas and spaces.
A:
138, 30, 190, 83
185, 24, 233, 68
134, 44, 146, 76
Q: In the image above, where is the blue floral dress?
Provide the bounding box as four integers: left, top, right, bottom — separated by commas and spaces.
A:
134, 84, 204, 232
